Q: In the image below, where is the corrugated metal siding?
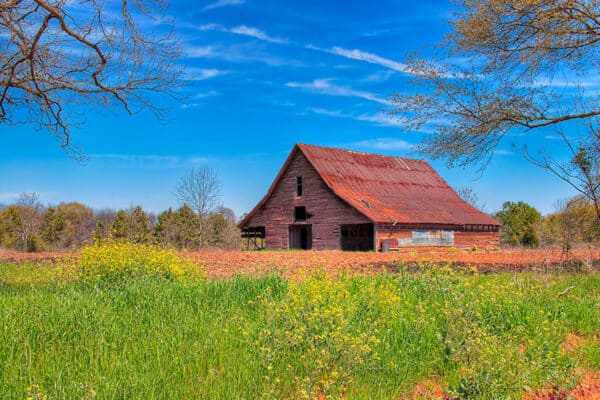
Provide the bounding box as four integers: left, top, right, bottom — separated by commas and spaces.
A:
298, 143, 501, 227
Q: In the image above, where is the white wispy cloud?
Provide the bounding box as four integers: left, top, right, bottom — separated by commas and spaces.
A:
183, 43, 301, 66
199, 24, 288, 44
181, 104, 201, 109
90, 154, 212, 169
202, 0, 244, 11
307, 107, 345, 118
329, 47, 408, 72
306, 107, 404, 127
194, 90, 220, 99
360, 70, 396, 82
286, 79, 389, 104
354, 113, 404, 126
230, 26, 287, 44
351, 138, 414, 151
185, 45, 215, 58
90, 153, 182, 169
198, 23, 224, 31
307, 45, 409, 73
494, 149, 514, 156
181, 91, 220, 109
184, 67, 226, 81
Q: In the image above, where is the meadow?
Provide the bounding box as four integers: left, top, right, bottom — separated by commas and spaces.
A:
0, 243, 599, 399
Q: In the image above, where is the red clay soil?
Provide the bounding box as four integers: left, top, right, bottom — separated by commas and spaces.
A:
0, 248, 73, 263
398, 373, 600, 400
2, 247, 599, 279
560, 333, 588, 354
403, 379, 456, 400
525, 372, 600, 400
184, 248, 600, 279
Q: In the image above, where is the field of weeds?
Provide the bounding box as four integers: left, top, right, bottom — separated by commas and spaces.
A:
1, 243, 599, 399
2, 246, 600, 279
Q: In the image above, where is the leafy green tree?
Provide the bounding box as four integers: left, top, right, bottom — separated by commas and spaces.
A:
112, 210, 130, 240
174, 205, 201, 249
129, 206, 150, 244
40, 207, 66, 248
542, 196, 599, 251
495, 201, 542, 247
206, 212, 228, 247
0, 206, 22, 249
154, 208, 178, 245
0, 205, 41, 251
57, 202, 94, 247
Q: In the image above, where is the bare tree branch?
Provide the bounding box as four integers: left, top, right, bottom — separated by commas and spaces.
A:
175, 166, 223, 248
0, 0, 183, 160
390, 0, 599, 167
390, 0, 600, 215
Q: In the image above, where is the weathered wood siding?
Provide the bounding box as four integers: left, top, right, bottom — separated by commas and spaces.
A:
244, 151, 370, 250
376, 225, 499, 250
454, 231, 499, 249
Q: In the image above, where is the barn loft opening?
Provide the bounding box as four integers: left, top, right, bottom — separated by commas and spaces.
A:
296, 176, 303, 196
294, 206, 307, 222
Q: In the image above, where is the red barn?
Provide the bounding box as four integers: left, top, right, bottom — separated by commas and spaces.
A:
239, 143, 500, 251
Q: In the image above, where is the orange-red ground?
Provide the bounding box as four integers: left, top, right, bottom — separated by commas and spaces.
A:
185, 248, 600, 278
2, 247, 598, 279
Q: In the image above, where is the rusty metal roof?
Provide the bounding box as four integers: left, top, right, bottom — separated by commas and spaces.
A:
239, 143, 500, 227
298, 143, 500, 226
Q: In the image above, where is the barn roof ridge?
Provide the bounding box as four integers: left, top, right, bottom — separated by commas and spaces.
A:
296, 142, 424, 163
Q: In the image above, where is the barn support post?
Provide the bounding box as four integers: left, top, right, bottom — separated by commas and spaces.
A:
241, 226, 266, 251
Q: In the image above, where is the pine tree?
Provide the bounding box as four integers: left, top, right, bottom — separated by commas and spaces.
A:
40, 207, 66, 248
175, 205, 201, 249
129, 206, 150, 244
112, 210, 130, 240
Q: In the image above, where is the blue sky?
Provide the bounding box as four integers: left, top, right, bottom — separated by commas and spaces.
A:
0, 0, 585, 217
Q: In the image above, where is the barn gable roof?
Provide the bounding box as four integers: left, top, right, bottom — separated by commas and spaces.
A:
240, 143, 500, 227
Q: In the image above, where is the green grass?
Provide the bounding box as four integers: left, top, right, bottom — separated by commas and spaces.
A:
0, 262, 599, 399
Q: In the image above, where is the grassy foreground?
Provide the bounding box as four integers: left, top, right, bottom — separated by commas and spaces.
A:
0, 258, 599, 399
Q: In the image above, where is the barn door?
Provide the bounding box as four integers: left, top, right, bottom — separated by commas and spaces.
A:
340, 223, 374, 251
289, 225, 312, 250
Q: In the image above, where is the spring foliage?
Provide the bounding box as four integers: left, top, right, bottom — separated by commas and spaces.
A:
73, 241, 202, 284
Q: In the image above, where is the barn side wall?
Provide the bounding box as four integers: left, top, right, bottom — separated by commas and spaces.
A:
454, 231, 499, 249
376, 225, 499, 250
244, 151, 371, 250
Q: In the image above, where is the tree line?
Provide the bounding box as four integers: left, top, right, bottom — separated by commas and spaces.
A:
1, 192, 597, 253
493, 197, 599, 251
0, 193, 240, 252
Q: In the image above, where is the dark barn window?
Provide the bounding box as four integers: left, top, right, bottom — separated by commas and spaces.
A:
294, 206, 307, 222
296, 176, 303, 196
